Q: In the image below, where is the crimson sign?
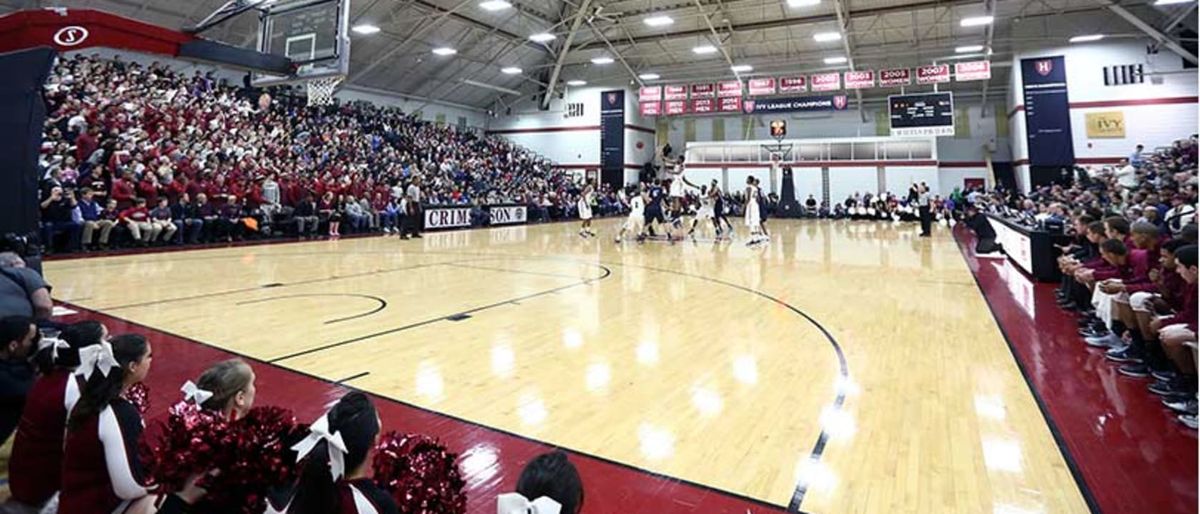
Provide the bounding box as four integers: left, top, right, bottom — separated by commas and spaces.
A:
810, 72, 840, 92
916, 64, 950, 84
878, 68, 911, 87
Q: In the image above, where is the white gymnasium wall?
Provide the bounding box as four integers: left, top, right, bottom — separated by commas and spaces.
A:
489, 85, 656, 177
792, 167, 824, 201
938, 167, 988, 194
885, 167, 940, 194
1007, 39, 1198, 191
828, 167, 878, 202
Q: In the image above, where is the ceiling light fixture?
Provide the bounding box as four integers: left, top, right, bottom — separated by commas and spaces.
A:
432, 47, 458, 56
591, 56, 614, 64
501, 66, 522, 74
824, 56, 847, 64
693, 45, 718, 54
639, 73, 661, 80
479, 0, 511, 10
566, 79, 587, 86
955, 45, 985, 53
643, 15, 674, 26
787, 0, 820, 7
730, 64, 753, 72
960, 16, 994, 27
813, 31, 841, 42
351, 24, 381, 35
1069, 34, 1105, 43
528, 32, 556, 43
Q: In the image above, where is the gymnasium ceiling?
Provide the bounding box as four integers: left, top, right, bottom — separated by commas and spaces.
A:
1, 0, 1196, 111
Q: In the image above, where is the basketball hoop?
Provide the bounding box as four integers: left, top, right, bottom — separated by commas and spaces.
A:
305, 75, 343, 107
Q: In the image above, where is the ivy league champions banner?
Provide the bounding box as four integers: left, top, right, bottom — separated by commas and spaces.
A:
1020, 56, 1075, 167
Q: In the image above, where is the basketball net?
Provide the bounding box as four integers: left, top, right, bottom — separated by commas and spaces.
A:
305, 76, 344, 107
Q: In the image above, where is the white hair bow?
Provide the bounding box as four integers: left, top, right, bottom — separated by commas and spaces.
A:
180, 380, 214, 405
497, 493, 561, 514
37, 337, 70, 362
74, 341, 119, 381
290, 414, 349, 480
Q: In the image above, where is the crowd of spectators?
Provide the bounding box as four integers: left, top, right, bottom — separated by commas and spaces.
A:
35, 53, 595, 253
961, 138, 1199, 429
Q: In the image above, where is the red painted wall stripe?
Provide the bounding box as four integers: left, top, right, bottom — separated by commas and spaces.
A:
555, 163, 645, 169
1013, 157, 1124, 166
685, 160, 938, 168
487, 124, 656, 135
1006, 96, 1199, 119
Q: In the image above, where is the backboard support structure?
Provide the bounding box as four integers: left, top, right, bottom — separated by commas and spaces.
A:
250, 0, 350, 88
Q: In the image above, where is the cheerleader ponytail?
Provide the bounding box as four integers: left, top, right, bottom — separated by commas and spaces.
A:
290, 392, 380, 514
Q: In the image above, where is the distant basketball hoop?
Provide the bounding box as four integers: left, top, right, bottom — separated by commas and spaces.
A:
305, 75, 343, 107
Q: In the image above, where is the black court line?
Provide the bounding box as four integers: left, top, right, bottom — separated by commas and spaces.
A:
446, 262, 599, 281
236, 294, 388, 325
334, 371, 371, 384
91, 258, 483, 311
266, 264, 613, 363
61, 301, 803, 514
951, 230, 1102, 514
598, 260, 848, 513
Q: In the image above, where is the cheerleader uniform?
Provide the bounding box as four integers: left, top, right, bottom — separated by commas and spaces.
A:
60, 397, 188, 514
263, 479, 399, 514
9, 370, 83, 505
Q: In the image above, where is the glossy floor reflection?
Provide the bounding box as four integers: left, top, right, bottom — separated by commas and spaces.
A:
46, 219, 1091, 513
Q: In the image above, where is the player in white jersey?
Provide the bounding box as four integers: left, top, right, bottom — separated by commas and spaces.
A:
616, 186, 646, 243
744, 176, 767, 246
687, 185, 718, 240
577, 184, 595, 237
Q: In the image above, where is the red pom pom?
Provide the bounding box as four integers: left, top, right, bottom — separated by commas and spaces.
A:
371, 432, 467, 514
123, 382, 151, 415
142, 404, 307, 514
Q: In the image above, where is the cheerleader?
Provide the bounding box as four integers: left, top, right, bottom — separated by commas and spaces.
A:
61, 334, 207, 514
577, 185, 595, 238
9, 320, 106, 508
615, 186, 646, 243
189, 358, 257, 420
498, 451, 584, 514
265, 392, 397, 514
744, 176, 767, 246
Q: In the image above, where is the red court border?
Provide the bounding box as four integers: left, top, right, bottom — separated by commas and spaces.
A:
52, 302, 796, 514
953, 226, 1197, 514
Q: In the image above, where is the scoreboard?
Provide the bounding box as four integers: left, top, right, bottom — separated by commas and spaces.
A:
888, 92, 954, 136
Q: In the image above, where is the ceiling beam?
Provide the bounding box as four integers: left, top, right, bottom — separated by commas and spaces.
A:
541, 0, 594, 109
585, 18, 645, 86
574, 0, 982, 51
832, 0, 865, 121
979, 0, 995, 117
1096, 0, 1197, 65
693, 0, 741, 81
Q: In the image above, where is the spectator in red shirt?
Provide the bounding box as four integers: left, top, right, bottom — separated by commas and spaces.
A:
118, 198, 156, 244
110, 172, 136, 210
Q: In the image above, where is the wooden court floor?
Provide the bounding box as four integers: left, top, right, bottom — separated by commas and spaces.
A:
45, 219, 1090, 513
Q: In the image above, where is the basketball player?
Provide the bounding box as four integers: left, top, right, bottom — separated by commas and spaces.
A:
744, 176, 767, 246
577, 185, 595, 238
755, 177, 770, 238
667, 155, 686, 213
616, 185, 647, 243
711, 180, 736, 239
688, 185, 719, 241
644, 180, 668, 238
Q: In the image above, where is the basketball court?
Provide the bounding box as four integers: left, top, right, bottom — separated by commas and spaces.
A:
46, 220, 1091, 513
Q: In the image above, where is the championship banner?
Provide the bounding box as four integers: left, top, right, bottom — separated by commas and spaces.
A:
718, 96, 742, 112
810, 72, 840, 92
639, 102, 661, 116
844, 70, 874, 89
424, 206, 471, 230
488, 205, 527, 225
1021, 56, 1075, 166
638, 86, 662, 102
718, 81, 743, 97
690, 83, 715, 97
664, 85, 688, 100
691, 97, 715, 113
955, 61, 991, 81
779, 76, 807, 93
916, 64, 950, 84
879, 68, 911, 86
748, 78, 776, 96
665, 100, 688, 115
742, 94, 849, 114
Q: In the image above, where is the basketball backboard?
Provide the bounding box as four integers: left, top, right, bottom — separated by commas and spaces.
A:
252, 0, 349, 87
